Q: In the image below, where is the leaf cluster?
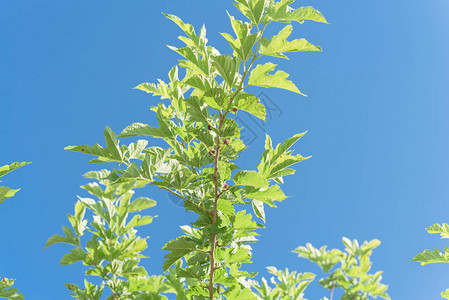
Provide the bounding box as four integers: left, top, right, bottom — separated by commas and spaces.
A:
0, 162, 30, 204
0, 162, 30, 299
249, 267, 315, 299
413, 223, 449, 299
0, 278, 24, 300
294, 238, 390, 300
46, 171, 174, 299
60, 0, 326, 298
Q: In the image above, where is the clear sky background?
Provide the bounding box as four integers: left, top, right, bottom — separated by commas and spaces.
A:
1, 0, 449, 299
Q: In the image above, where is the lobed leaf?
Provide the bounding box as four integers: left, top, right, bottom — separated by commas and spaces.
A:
65, 127, 125, 164
233, 0, 268, 25
248, 62, 305, 95
162, 236, 198, 271
234, 92, 266, 121
426, 223, 449, 239
221, 13, 258, 61
260, 25, 321, 59
267, 2, 327, 24
413, 248, 449, 265
234, 170, 269, 188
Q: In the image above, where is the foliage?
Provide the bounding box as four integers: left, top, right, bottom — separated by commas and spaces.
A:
413, 223, 449, 299
249, 267, 315, 299
0, 162, 30, 204
46, 170, 180, 299
0, 278, 23, 300
0, 162, 30, 300
294, 238, 390, 300
62, 0, 327, 298
0, 162, 29, 300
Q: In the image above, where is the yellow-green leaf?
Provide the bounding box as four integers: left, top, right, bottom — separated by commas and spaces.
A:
260, 25, 321, 59
248, 62, 305, 96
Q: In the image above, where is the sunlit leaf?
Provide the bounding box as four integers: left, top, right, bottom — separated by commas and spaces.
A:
248, 62, 305, 95
162, 237, 198, 271
234, 170, 268, 188
260, 25, 321, 59
65, 127, 125, 164
0, 162, 30, 178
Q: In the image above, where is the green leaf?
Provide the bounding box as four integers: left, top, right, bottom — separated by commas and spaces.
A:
252, 200, 265, 222
185, 96, 210, 123
118, 123, 164, 139
260, 25, 321, 59
67, 201, 87, 237
0, 278, 24, 300
211, 54, 240, 88
245, 185, 287, 207
233, 210, 259, 231
60, 248, 87, 265
0, 187, 20, 204
0, 162, 30, 178
126, 215, 155, 230
162, 236, 197, 271
258, 133, 309, 180
426, 223, 449, 239
169, 45, 211, 76
127, 140, 148, 160
224, 285, 258, 300
290, 6, 328, 24
163, 13, 208, 53
134, 81, 171, 99
296, 238, 390, 299
270, 132, 305, 160
128, 197, 157, 213
218, 161, 232, 181
177, 265, 208, 281
413, 248, 449, 265
189, 285, 210, 297
219, 118, 240, 138
216, 247, 251, 264
233, 0, 268, 25
186, 254, 210, 269
234, 92, 266, 121
45, 234, 79, 248
64, 281, 103, 300
267, 2, 327, 24
442, 289, 449, 300
252, 267, 315, 299
248, 62, 305, 95
0, 162, 30, 204
234, 170, 268, 188
164, 13, 195, 40
267, 0, 296, 22
218, 198, 236, 217
221, 14, 258, 61
65, 127, 125, 164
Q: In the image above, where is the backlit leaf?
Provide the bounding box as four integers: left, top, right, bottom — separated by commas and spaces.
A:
234, 170, 268, 188
248, 62, 304, 95
65, 127, 125, 164
260, 25, 321, 59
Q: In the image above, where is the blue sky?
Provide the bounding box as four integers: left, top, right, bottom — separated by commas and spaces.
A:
1, 0, 449, 298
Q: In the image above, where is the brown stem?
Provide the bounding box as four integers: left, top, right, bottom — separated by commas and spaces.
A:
209, 113, 223, 299
207, 22, 270, 300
